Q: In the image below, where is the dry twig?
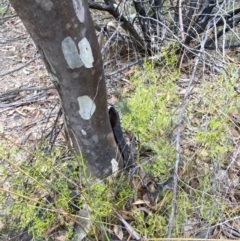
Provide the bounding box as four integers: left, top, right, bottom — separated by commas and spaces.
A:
167, 25, 211, 237
0, 85, 55, 100
0, 55, 40, 77
0, 14, 18, 20
115, 210, 141, 240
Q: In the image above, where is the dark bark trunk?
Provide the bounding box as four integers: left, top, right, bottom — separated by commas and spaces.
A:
9, 0, 123, 179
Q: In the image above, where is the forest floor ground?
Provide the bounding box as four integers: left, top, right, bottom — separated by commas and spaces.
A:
1, 1, 240, 241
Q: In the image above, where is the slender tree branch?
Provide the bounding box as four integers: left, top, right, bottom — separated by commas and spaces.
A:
168, 28, 210, 237
88, 1, 146, 53
88, 1, 113, 11
133, 0, 151, 43
101, 24, 122, 55
204, 43, 240, 50
0, 85, 55, 100
168, 51, 201, 238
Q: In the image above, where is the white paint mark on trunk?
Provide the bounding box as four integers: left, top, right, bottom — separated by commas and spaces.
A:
111, 158, 119, 175
72, 0, 85, 23
81, 129, 87, 135
62, 36, 83, 69
77, 95, 96, 120
78, 37, 94, 68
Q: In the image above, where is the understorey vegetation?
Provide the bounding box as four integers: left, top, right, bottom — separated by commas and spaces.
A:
91, 0, 240, 62
1, 55, 240, 240
0, 0, 240, 240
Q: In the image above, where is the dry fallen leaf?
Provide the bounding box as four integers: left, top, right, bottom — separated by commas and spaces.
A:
114, 224, 123, 240
55, 235, 66, 241
229, 127, 240, 137
132, 199, 148, 205
22, 68, 32, 75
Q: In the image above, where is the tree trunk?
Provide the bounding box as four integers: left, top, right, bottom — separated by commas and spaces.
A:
9, 0, 123, 179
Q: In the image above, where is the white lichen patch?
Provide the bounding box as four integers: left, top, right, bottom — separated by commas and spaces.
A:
78, 37, 94, 68
62, 36, 83, 69
111, 158, 119, 175
72, 0, 85, 23
77, 95, 96, 120
81, 129, 87, 135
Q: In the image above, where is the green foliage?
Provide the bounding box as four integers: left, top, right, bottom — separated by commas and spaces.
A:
178, 64, 240, 226
173, 192, 193, 235
194, 116, 231, 158
86, 182, 113, 219
0, 3, 9, 15
0, 141, 135, 240
0, 48, 239, 240
132, 209, 167, 237
191, 69, 239, 160
119, 58, 180, 178
0, 144, 80, 239
15, 201, 55, 238
82, 175, 134, 223
114, 177, 133, 207
118, 53, 240, 236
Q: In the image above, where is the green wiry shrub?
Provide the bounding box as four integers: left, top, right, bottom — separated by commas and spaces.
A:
120, 53, 180, 178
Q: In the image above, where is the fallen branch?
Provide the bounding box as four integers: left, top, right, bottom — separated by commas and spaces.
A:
105, 58, 143, 76
115, 210, 141, 240
0, 55, 40, 77
0, 90, 50, 108
0, 14, 18, 20
0, 85, 55, 100
105, 54, 165, 76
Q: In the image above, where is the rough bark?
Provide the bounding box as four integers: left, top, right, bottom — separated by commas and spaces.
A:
9, 0, 123, 179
